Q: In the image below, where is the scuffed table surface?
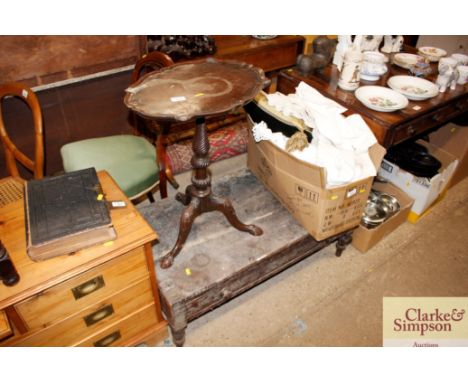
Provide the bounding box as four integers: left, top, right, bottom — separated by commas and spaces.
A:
138, 169, 342, 340
140, 169, 314, 290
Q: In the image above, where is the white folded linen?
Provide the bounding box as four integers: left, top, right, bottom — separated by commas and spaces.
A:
251, 81, 378, 188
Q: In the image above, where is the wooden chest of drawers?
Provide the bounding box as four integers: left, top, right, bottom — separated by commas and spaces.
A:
0, 171, 167, 347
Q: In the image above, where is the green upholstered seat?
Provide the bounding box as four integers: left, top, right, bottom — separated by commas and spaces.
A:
61, 135, 159, 199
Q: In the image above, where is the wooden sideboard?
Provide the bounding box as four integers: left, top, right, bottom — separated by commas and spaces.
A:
277, 55, 468, 148
211, 35, 304, 74
0, 171, 167, 346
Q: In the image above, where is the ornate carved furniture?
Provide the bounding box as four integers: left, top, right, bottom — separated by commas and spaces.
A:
125, 59, 267, 268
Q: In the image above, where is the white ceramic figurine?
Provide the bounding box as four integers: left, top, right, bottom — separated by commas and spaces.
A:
436, 57, 459, 92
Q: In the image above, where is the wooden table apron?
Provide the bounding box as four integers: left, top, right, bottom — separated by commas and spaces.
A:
277, 54, 468, 148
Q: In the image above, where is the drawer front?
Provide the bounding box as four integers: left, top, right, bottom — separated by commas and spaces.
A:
13, 278, 155, 346
0, 310, 12, 341
392, 103, 460, 146
73, 303, 159, 347
16, 246, 148, 330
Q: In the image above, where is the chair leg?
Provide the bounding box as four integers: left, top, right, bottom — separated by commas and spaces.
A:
146, 191, 155, 203
165, 153, 179, 190
159, 169, 168, 199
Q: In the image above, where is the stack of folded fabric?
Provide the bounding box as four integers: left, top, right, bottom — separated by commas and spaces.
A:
252, 81, 378, 188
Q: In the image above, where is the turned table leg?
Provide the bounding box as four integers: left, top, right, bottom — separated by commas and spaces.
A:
335, 230, 353, 257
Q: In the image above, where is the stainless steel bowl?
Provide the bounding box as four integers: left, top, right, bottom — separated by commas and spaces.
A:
361, 199, 388, 229
379, 193, 400, 216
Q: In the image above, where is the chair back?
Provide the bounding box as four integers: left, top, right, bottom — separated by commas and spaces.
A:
131, 51, 174, 84
0, 83, 44, 179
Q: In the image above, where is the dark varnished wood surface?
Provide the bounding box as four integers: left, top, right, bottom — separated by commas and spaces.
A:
125, 60, 266, 122
211, 35, 305, 73
277, 50, 468, 148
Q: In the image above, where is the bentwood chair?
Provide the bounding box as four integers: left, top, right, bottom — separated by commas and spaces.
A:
0, 82, 44, 180
130, 51, 179, 199
0, 82, 44, 207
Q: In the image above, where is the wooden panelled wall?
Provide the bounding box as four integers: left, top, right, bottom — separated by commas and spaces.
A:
0, 36, 145, 178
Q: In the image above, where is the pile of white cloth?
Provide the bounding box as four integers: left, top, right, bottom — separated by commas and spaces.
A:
252, 81, 378, 188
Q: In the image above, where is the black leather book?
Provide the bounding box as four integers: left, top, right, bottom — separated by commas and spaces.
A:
24, 168, 116, 261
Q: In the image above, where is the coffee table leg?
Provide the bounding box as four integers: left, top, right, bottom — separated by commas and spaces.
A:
335, 230, 353, 257
164, 299, 188, 347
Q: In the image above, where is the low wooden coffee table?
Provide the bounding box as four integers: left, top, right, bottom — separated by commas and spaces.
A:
139, 169, 353, 346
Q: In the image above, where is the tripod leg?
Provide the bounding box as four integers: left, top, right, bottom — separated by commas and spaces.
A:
207, 195, 263, 236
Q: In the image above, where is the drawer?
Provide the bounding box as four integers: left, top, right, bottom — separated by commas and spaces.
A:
16, 246, 148, 330
392, 104, 458, 146
0, 310, 12, 341
73, 303, 159, 347
13, 277, 155, 346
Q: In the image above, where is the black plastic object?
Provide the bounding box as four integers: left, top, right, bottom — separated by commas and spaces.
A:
385, 141, 441, 178
0, 241, 20, 287
244, 100, 313, 142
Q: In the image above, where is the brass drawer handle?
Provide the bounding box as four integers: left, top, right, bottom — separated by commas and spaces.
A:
83, 304, 114, 327
432, 113, 443, 122
93, 330, 121, 347
71, 275, 105, 300
407, 125, 416, 136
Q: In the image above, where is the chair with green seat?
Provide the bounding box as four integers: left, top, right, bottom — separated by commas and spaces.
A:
61, 134, 158, 202
61, 51, 176, 202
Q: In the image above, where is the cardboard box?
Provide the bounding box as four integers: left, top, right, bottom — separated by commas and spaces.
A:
352, 182, 414, 253
429, 123, 468, 188
247, 129, 386, 241
377, 140, 458, 223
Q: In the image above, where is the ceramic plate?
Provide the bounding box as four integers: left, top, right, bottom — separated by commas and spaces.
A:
418, 46, 447, 62
387, 75, 439, 101
393, 53, 423, 69
355, 86, 408, 112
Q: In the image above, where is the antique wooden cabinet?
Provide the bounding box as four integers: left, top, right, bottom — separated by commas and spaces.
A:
0, 171, 167, 346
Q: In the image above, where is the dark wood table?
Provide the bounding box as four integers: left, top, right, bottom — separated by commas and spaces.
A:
124, 59, 268, 269
212, 35, 305, 75
277, 52, 468, 148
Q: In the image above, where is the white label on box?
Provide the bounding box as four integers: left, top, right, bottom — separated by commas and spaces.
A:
346, 188, 357, 198
380, 160, 394, 174
170, 96, 186, 102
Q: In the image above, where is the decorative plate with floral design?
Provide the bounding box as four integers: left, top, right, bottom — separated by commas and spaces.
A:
387, 75, 439, 101
393, 53, 424, 69
355, 86, 408, 112
418, 46, 447, 62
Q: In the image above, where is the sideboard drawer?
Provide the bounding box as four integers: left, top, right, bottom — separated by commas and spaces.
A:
392, 103, 460, 146
73, 303, 159, 347
13, 277, 155, 346
15, 246, 148, 330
